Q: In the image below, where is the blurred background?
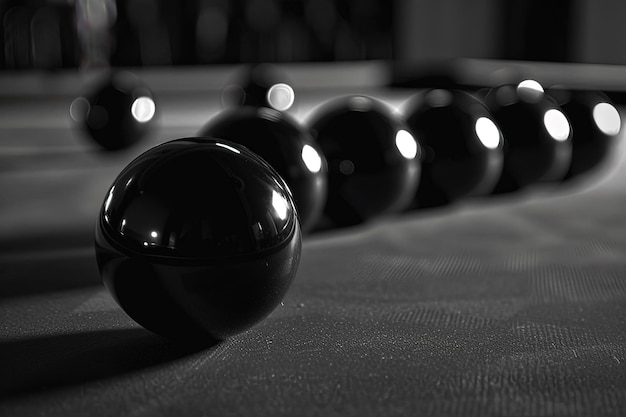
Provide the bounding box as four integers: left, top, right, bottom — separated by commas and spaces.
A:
2, 0, 626, 243
1, 0, 625, 71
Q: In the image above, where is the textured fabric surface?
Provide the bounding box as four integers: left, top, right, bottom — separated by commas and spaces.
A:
1, 184, 626, 416
1, 83, 625, 416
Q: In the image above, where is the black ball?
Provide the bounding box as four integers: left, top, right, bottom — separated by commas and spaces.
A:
484, 80, 573, 193
199, 107, 327, 232
404, 89, 504, 208
547, 88, 622, 180
72, 71, 157, 151
308, 95, 421, 226
222, 64, 295, 112
95, 138, 302, 344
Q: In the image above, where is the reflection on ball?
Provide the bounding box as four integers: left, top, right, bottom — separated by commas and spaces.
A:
95, 138, 302, 344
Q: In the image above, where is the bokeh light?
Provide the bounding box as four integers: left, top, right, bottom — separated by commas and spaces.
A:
395, 129, 418, 159
474, 117, 501, 149
130, 96, 156, 123
301, 144, 322, 173
593, 102, 621, 136
543, 109, 571, 141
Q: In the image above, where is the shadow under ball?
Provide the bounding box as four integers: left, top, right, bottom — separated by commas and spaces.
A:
547, 89, 622, 180
484, 83, 573, 193
404, 89, 504, 208
199, 107, 327, 233
78, 71, 157, 151
308, 95, 421, 226
95, 138, 302, 344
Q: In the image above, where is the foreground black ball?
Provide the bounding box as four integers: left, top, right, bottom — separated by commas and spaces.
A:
484, 80, 573, 193
404, 89, 504, 208
547, 88, 622, 180
95, 138, 302, 343
72, 71, 157, 151
308, 95, 421, 226
199, 107, 327, 232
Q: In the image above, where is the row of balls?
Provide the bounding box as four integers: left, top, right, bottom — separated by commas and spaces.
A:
76, 70, 622, 234
86, 70, 621, 343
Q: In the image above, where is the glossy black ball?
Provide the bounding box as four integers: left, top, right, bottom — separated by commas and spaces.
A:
547, 89, 622, 180
95, 138, 302, 343
199, 107, 327, 232
404, 89, 504, 208
484, 81, 573, 193
222, 64, 295, 112
76, 71, 157, 151
308, 95, 421, 226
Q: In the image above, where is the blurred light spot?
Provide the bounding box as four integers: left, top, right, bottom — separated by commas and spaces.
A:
339, 160, 355, 175
475, 117, 501, 149
301, 144, 322, 173
69, 97, 90, 122
150, 231, 158, 238
267, 83, 295, 111
517, 79, 544, 103
395, 130, 418, 159
517, 79, 544, 93
593, 102, 621, 135
131, 96, 155, 123
272, 190, 289, 220
543, 109, 571, 141
216, 142, 241, 154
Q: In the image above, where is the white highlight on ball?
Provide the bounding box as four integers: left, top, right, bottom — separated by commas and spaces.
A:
543, 109, 571, 141
272, 190, 289, 220
215, 142, 241, 154
517, 79, 544, 93
104, 186, 115, 212
593, 102, 621, 136
395, 129, 418, 159
474, 117, 501, 149
301, 144, 322, 173
267, 83, 295, 111
131, 96, 156, 123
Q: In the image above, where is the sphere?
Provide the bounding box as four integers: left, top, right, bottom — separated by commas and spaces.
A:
308, 95, 421, 226
547, 88, 622, 180
222, 64, 295, 112
199, 107, 327, 232
95, 138, 302, 343
484, 80, 573, 193
72, 71, 158, 151
404, 89, 504, 208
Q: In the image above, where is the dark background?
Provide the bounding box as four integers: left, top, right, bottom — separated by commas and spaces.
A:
1, 0, 625, 71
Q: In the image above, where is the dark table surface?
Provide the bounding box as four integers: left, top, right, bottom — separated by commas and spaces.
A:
1, 64, 626, 416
